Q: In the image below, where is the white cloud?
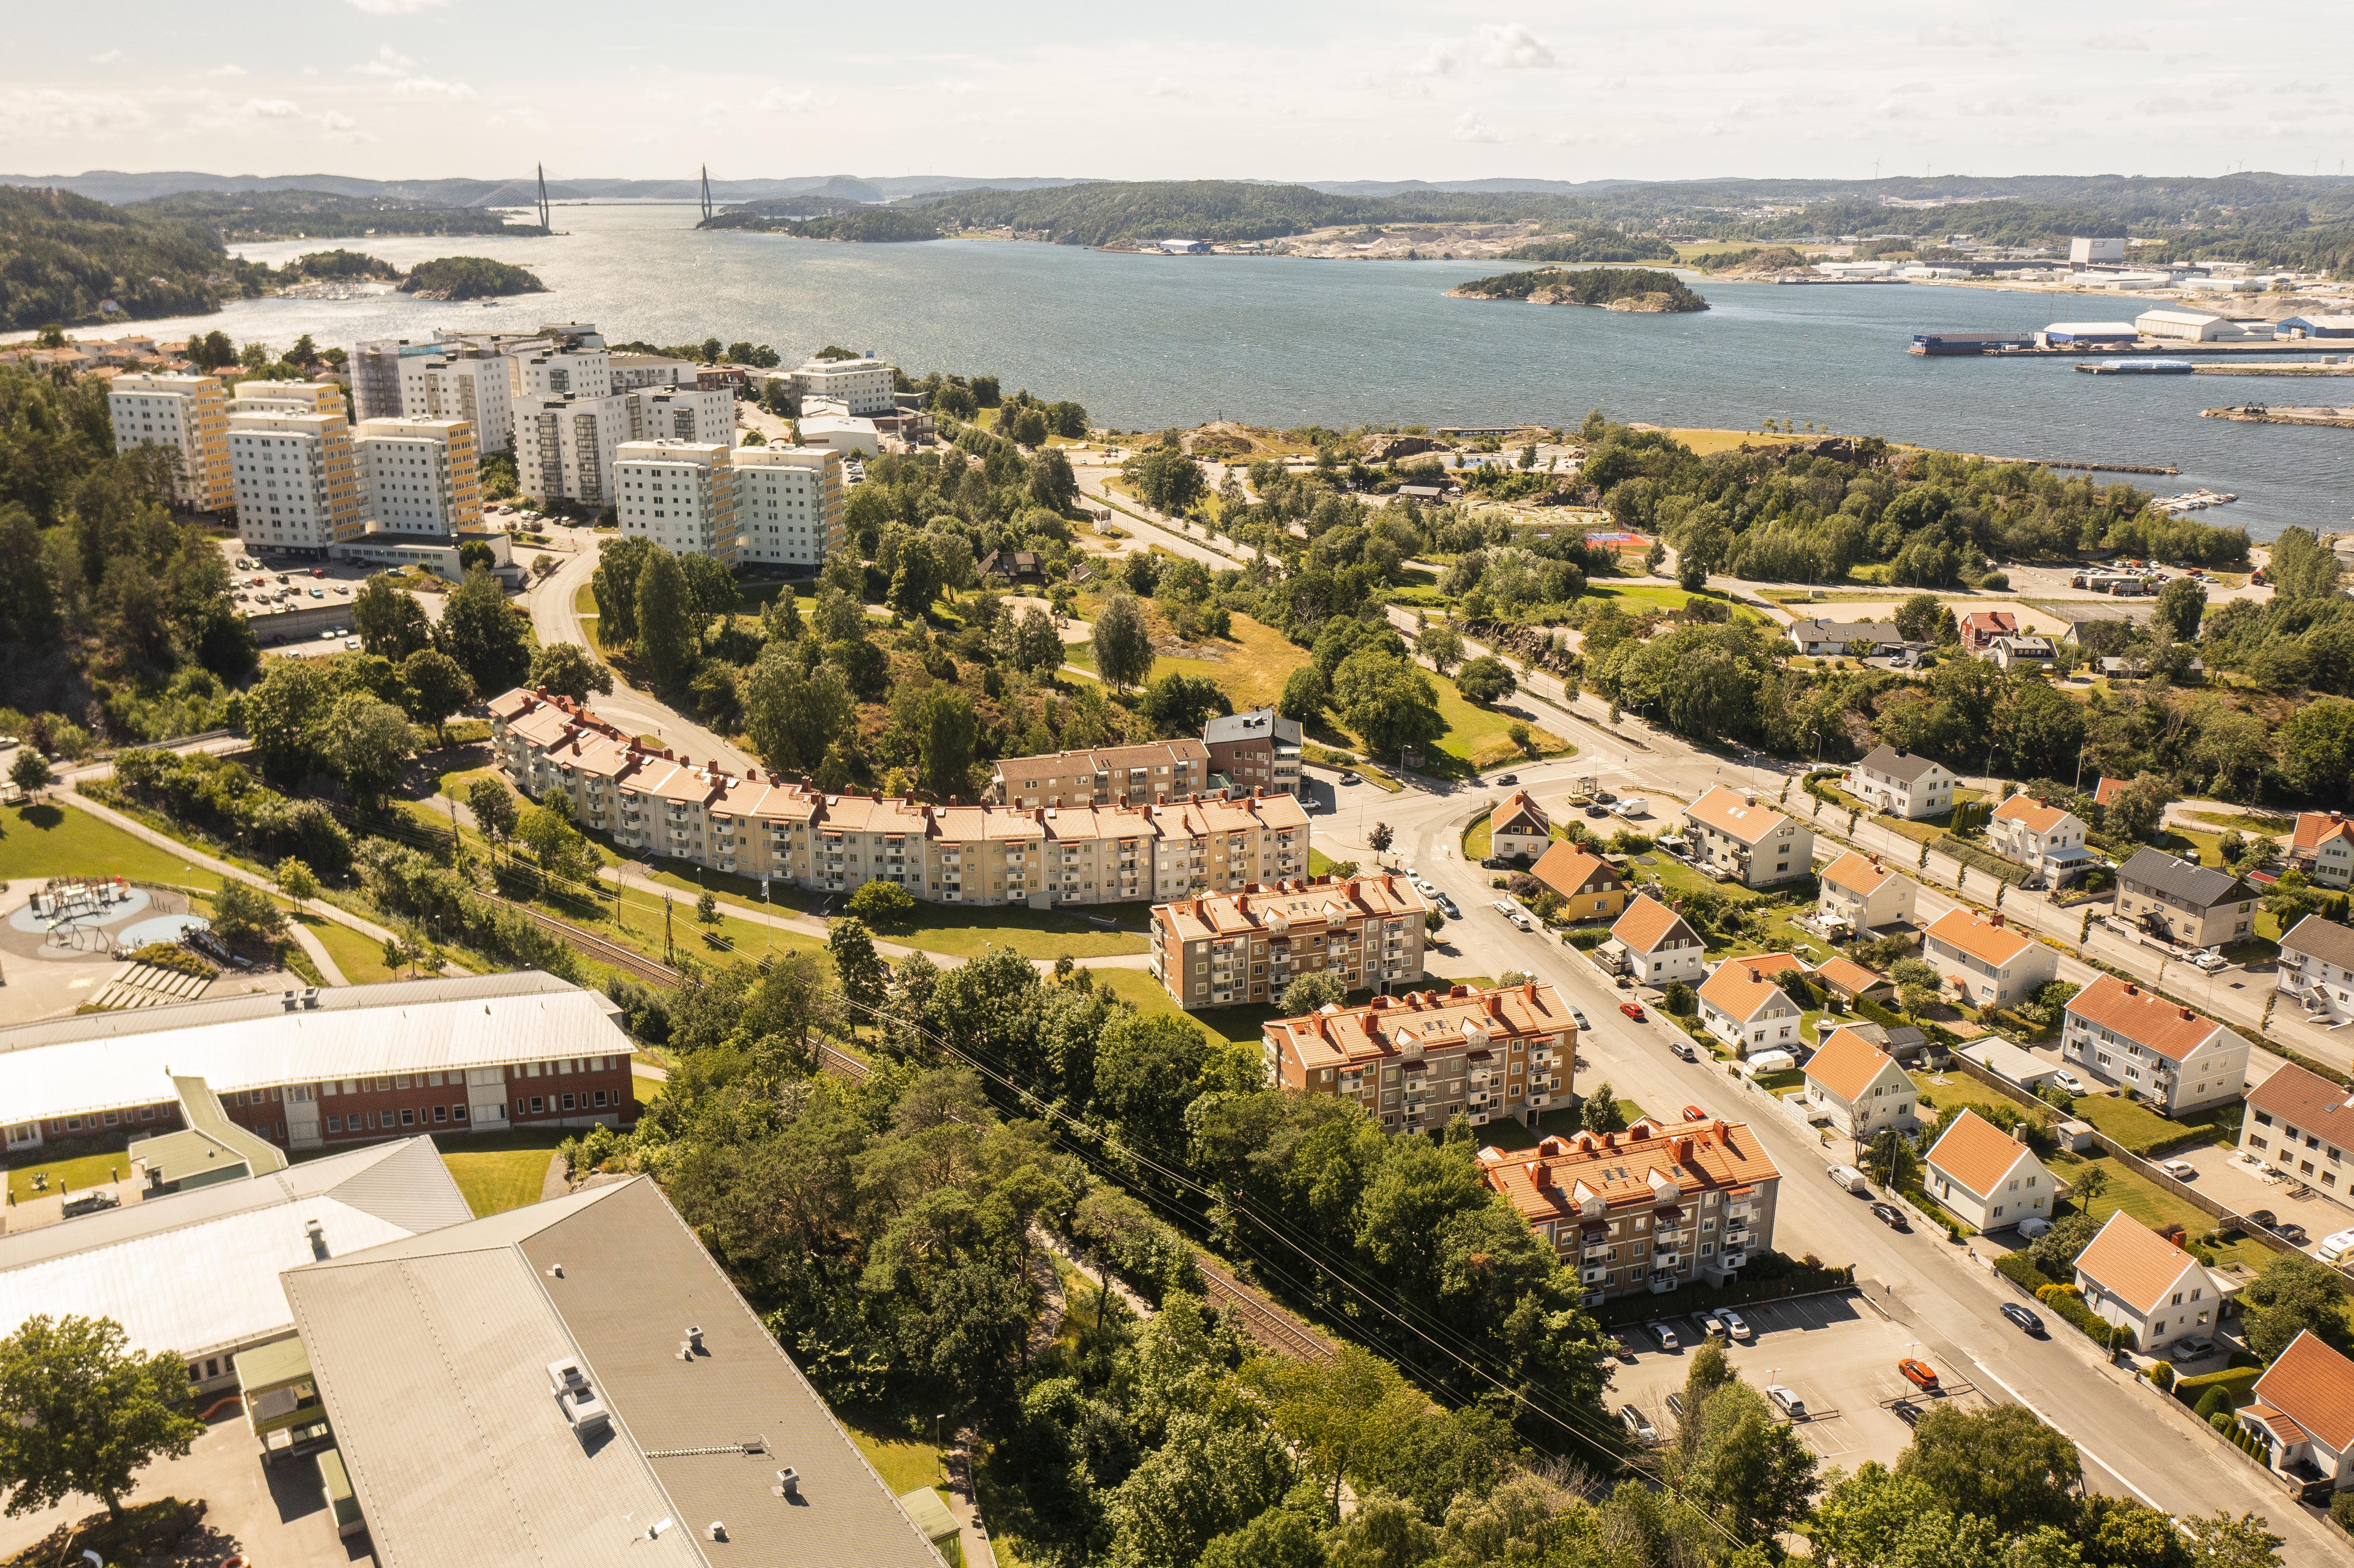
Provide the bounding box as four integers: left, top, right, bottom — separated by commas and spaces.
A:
346, 0, 450, 12
1454, 109, 1504, 143
392, 74, 475, 98
1150, 76, 1185, 97
209, 64, 246, 78
1475, 23, 1557, 70
352, 45, 417, 76
0, 88, 146, 138
1412, 42, 1459, 78
757, 86, 813, 113
89, 49, 121, 64
245, 97, 302, 118
936, 78, 980, 95
1917, 22, 2017, 50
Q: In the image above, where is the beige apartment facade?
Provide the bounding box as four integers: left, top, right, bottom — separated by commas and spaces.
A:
1151, 876, 1428, 1010
1264, 982, 1574, 1134
109, 373, 234, 511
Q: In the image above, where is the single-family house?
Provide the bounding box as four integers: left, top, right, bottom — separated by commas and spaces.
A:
1960, 610, 2018, 652
1818, 851, 1915, 932
978, 549, 1045, 584
1988, 635, 2057, 671
2093, 775, 2130, 809
2288, 812, 2354, 890
1490, 790, 1552, 862
1811, 956, 1895, 1007
1922, 909, 2058, 1009
2072, 1211, 2232, 1355
2277, 914, 2354, 1027
1529, 844, 1629, 924
1923, 1108, 2051, 1232
2115, 848, 2257, 950
1851, 745, 1959, 820
1696, 952, 1809, 1055
1603, 895, 1707, 988
1681, 787, 1815, 890
2238, 1061, 2354, 1201
1987, 795, 2096, 886
2060, 974, 2247, 1115
1803, 1026, 1918, 1139
2239, 1330, 2354, 1494
2052, 603, 2154, 645
1788, 619, 1904, 658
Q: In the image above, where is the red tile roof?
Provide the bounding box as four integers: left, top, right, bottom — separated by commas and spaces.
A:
1924, 909, 2035, 968
1610, 895, 1697, 956
1992, 795, 2074, 834
1821, 851, 1899, 896
1805, 1027, 1899, 1105
2290, 811, 2354, 853
2251, 1330, 2354, 1452
1531, 843, 1620, 901
2070, 1211, 2201, 1315
2065, 974, 2227, 1064
1697, 954, 1806, 1024
1924, 1108, 2035, 1196
1811, 957, 1891, 999
2093, 776, 2128, 806
1477, 1117, 1780, 1223
2243, 1061, 2354, 1152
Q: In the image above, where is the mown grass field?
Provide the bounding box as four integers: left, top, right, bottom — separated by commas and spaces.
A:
0, 801, 224, 890
299, 913, 402, 983
6, 1149, 134, 1202
438, 1129, 571, 1216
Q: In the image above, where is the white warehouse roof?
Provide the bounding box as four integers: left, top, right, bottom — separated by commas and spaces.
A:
0, 972, 628, 1126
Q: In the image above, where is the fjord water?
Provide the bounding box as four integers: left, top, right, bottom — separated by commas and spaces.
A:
122, 204, 2354, 534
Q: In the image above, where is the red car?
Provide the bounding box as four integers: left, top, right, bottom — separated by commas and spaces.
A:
1619, 1002, 1647, 1022
1682, 1104, 1706, 1122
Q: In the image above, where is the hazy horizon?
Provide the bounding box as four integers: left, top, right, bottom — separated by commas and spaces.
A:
7, 2, 2341, 187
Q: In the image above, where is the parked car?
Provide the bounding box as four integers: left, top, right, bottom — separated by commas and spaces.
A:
2016, 1216, 2051, 1240
1510, 912, 1534, 931
2245, 1209, 2277, 1231
1719, 1309, 1751, 1342
1892, 1399, 1921, 1428
1495, 774, 1519, 785
1610, 1335, 1638, 1362
1648, 1322, 1680, 1352
1826, 1164, 1869, 1194
2159, 1159, 2198, 1180
344, 638, 361, 650
1619, 1002, 1647, 1022
2318, 1227, 2354, 1266
2053, 1070, 2086, 1095
60, 1192, 121, 1218
1898, 1358, 1940, 1392
2187, 949, 2228, 973
1438, 895, 1460, 918
2173, 1335, 2217, 1360
1665, 1391, 1684, 1420
1869, 1201, 1911, 1231
2272, 1221, 2309, 1245
1699, 1312, 1730, 1341
1766, 1385, 1807, 1420
2001, 1303, 2046, 1336
1586, 806, 1611, 819
1674, 1042, 1698, 1062
1619, 1405, 1658, 1442
1681, 1104, 1706, 1121
310, 567, 327, 578
1593, 791, 1617, 804
1571, 1010, 1591, 1030
1493, 899, 1516, 916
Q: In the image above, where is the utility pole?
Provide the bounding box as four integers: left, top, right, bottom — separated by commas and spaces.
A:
663, 891, 674, 964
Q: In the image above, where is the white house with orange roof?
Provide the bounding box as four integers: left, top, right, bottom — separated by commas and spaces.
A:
1802, 1026, 1918, 1139
1987, 794, 2095, 886
1818, 851, 1914, 932
1154, 875, 1429, 1011
488, 686, 1310, 910
1697, 952, 1809, 1054
2070, 1211, 2233, 1355
1489, 790, 1551, 862
1262, 981, 1571, 1134
2239, 1330, 2354, 1493
1680, 787, 1814, 889
1921, 909, 2057, 1010
1604, 896, 1707, 987
2061, 974, 2247, 1114
1923, 1108, 2050, 1231
1476, 1115, 1781, 1302
2288, 811, 2354, 889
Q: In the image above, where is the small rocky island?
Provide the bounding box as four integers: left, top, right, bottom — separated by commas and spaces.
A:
1448, 265, 1707, 312
396, 256, 548, 301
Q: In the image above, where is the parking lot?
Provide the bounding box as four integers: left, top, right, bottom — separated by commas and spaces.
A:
1610, 1290, 1993, 1471
2165, 1142, 2354, 1254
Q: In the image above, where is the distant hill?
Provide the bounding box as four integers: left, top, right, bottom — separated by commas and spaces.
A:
909, 180, 1583, 246
126, 188, 547, 242
701, 208, 944, 242
0, 170, 1098, 208
0, 184, 264, 330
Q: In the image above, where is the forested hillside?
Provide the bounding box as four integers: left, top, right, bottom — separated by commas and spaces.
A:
909, 180, 1578, 246
700, 208, 946, 242
125, 187, 549, 242
0, 185, 268, 330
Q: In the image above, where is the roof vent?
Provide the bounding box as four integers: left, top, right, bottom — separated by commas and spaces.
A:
302, 987, 321, 1008
707, 1522, 728, 1542
305, 1219, 328, 1262
773, 1467, 801, 1499
685, 1325, 705, 1353
546, 1263, 564, 1278
281, 989, 300, 1011
2180, 1007, 2195, 1020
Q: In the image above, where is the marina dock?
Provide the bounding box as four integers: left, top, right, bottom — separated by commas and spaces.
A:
2187, 360, 2354, 376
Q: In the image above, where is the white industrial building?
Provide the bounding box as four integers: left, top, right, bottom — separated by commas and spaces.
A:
613, 440, 740, 563
2135, 310, 2277, 344
798, 414, 881, 457
2069, 237, 2126, 266
353, 416, 483, 536
2039, 321, 2138, 347
517, 392, 630, 506
735, 444, 847, 569
227, 383, 365, 554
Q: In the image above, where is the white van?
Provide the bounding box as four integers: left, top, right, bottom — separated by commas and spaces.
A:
2319, 1228, 2354, 1266
1826, 1164, 1869, 1194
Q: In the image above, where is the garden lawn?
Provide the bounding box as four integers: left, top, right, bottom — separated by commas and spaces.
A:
1911, 1068, 2037, 1129
438, 1129, 569, 1216
876, 903, 1152, 961
572, 583, 605, 648
0, 801, 224, 890
2068, 1092, 2241, 1154
1092, 967, 1277, 1049
1076, 610, 1309, 715
6, 1149, 135, 1202
1464, 813, 1495, 859
1427, 677, 1572, 773
300, 914, 400, 984
836, 1410, 946, 1495
2050, 1150, 2251, 1267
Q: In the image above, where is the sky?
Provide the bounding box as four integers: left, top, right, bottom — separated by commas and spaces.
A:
6, 1, 2349, 186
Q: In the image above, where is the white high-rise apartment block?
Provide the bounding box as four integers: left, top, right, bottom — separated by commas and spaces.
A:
610, 354, 697, 391
517, 394, 629, 507
733, 446, 845, 569
109, 373, 233, 510
226, 383, 364, 554
511, 345, 613, 402
613, 441, 739, 564
396, 353, 515, 456
792, 356, 897, 416
628, 386, 733, 446
355, 417, 483, 537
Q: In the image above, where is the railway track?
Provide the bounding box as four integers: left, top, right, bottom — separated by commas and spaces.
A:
1194, 1255, 1332, 1363
489, 895, 682, 988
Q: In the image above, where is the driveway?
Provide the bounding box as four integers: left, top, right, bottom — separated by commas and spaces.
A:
2168, 1142, 2354, 1251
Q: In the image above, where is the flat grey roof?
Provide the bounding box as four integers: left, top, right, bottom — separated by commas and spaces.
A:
0, 969, 589, 1052
284, 1177, 942, 1568
1202, 706, 1302, 747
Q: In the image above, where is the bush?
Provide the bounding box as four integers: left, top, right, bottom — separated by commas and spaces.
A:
1663, 980, 1696, 1017
2173, 1364, 2264, 1409
2193, 1384, 2233, 1421
1565, 927, 1606, 950
2332, 1490, 2354, 1537
2148, 1360, 2175, 1391
2211, 1410, 2236, 1434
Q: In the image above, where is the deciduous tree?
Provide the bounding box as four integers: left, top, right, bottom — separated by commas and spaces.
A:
0, 1315, 201, 1521
634, 548, 696, 688
1093, 592, 1155, 692
436, 567, 531, 696
399, 647, 475, 746
527, 641, 613, 703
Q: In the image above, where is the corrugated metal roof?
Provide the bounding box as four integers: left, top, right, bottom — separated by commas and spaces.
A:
0, 1138, 467, 1362
285, 1179, 943, 1568
0, 977, 628, 1126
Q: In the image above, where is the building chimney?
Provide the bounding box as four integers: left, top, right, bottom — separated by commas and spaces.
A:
2180, 1007, 2195, 1021
1673, 1136, 1694, 1163
2124, 982, 2138, 995
1990, 913, 2005, 929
